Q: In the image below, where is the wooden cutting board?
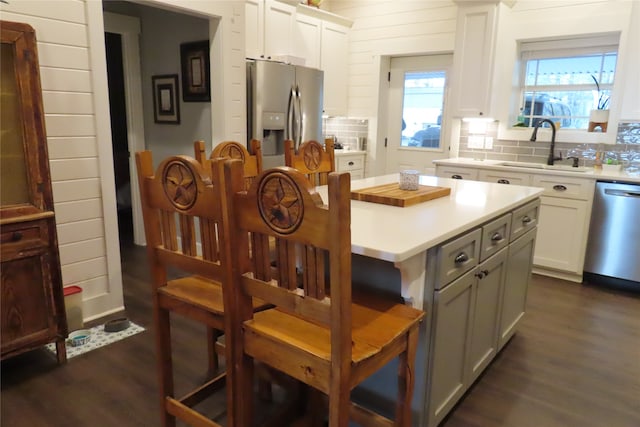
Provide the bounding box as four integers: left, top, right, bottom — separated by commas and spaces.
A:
351, 183, 451, 207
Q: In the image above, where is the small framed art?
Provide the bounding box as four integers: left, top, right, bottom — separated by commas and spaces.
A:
152, 74, 180, 124
180, 40, 211, 102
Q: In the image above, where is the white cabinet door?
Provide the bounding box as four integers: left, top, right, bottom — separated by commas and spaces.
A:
264, 0, 296, 60
295, 12, 321, 69
468, 247, 507, 384
245, 0, 264, 60
320, 20, 349, 116
534, 196, 589, 274
450, 2, 499, 118
499, 227, 536, 350
429, 269, 475, 427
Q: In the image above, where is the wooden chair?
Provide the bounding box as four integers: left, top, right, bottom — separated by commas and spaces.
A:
284, 138, 335, 186
195, 139, 263, 190
223, 161, 426, 427
135, 151, 267, 427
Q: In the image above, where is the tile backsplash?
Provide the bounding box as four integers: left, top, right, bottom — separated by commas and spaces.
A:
322, 117, 368, 150
458, 120, 640, 167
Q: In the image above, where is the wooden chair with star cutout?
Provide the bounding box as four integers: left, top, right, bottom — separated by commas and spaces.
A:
223, 160, 426, 426
135, 151, 268, 427
284, 138, 335, 187
195, 139, 263, 190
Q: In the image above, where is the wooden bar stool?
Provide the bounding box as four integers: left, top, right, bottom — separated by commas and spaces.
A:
284, 139, 335, 186
195, 139, 263, 190
223, 161, 426, 426
135, 152, 267, 427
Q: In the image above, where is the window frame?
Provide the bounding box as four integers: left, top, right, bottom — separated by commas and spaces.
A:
499, 32, 621, 144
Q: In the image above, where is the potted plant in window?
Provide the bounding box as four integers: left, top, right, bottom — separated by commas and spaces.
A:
588, 75, 610, 132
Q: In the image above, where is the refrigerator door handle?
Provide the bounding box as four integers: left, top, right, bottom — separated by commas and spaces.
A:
286, 86, 296, 141
296, 85, 304, 148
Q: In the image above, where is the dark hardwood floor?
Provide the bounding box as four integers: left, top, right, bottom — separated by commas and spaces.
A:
2, 242, 639, 426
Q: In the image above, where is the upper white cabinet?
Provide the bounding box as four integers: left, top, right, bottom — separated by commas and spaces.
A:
246, 1, 352, 116
320, 20, 350, 116
449, 1, 500, 118
294, 5, 352, 116
245, 0, 296, 61
619, 0, 640, 120
245, 0, 265, 60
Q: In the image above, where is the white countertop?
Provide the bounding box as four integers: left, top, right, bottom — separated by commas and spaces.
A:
433, 158, 640, 184
316, 173, 543, 263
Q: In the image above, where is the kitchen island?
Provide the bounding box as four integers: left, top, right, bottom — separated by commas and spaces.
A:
316, 173, 543, 426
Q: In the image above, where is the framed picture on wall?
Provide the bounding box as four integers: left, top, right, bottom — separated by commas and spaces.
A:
152, 74, 180, 124
180, 40, 210, 102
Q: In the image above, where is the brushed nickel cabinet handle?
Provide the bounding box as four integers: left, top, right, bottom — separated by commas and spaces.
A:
451, 174, 462, 179
522, 216, 532, 224
491, 232, 503, 241
454, 252, 469, 264
497, 179, 510, 184
553, 184, 567, 191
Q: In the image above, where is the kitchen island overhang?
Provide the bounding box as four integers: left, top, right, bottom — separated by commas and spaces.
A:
316, 173, 544, 309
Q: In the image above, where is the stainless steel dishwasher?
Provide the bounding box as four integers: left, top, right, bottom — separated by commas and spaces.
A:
584, 181, 640, 288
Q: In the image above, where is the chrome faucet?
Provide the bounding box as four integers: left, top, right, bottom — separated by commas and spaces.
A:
530, 119, 562, 166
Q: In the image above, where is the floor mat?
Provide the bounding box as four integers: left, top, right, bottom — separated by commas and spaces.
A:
46, 321, 145, 359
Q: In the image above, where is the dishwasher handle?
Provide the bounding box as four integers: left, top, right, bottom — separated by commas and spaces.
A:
604, 189, 640, 198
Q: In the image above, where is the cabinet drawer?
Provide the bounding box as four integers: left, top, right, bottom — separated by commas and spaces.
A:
531, 174, 595, 200
0, 221, 48, 260
478, 169, 530, 186
510, 199, 540, 242
436, 166, 478, 181
437, 228, 481, 289
336, 154, 364, 172
348, 170, 364, 180
480, 213, 511, 262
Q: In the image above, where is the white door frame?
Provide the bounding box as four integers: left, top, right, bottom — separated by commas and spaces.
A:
103, 12, 146, 246
385, 54, 453, 175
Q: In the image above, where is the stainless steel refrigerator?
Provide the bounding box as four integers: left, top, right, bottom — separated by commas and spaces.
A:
247, 59, 324, 169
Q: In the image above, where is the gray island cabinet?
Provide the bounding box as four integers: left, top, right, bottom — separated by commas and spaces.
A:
317, 173, 543, 426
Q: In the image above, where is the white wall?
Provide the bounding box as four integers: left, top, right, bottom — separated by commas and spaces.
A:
327, 0, 458, 176
0, 0, 245, 321
327, 0, 639, 173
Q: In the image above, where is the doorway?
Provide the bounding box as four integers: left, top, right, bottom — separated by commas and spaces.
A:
385, 55, 453, 175
103, 11, 146, 248
105, 32, 133, 246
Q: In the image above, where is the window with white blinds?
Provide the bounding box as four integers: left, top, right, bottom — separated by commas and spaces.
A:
515, 34, 619, 130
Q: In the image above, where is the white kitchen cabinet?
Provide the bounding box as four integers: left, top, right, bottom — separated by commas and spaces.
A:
428, 206, 533, 427
437, 160, 596, 282
320, 20, 350, 116
534, 197, 589, 275
478, 169, 530, 186
430, 267, 475, 427
264, 0, 296, 60
619, 0, 640, 120
530, 174, 594, 280
246, 0, 296, 61
435, 165, 479, 180
335, 151, 365, 179
499, 227, 536, 349
449, 1, 500, 118
245, 0, 265, 60
294, 5, 352, 116
294, 12, 322, 68
468, 246, 507, 383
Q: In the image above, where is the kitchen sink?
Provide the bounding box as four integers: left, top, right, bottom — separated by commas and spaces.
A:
499, 161, 590, 173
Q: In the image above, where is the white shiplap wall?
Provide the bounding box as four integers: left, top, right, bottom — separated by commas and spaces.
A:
1, 0, 245, 321
325, 0, 458, 176
1, 0, 123, 320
